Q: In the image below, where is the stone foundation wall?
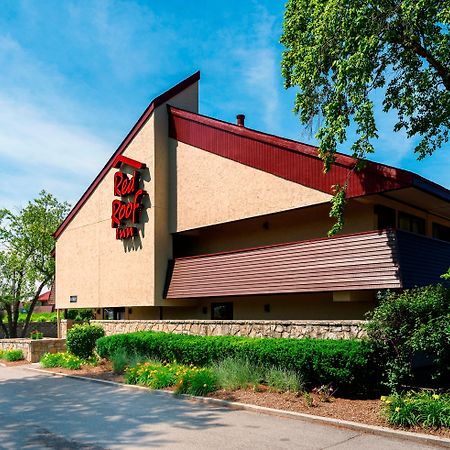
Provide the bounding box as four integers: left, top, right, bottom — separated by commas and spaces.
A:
0, 322, 57, 339
59, 320, 86, 339
0, 338, 66, 363
90, 320, 366, 339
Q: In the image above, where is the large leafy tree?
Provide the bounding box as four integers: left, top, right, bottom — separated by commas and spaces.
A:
281, 0, 450, 233
0, 191, 70, 338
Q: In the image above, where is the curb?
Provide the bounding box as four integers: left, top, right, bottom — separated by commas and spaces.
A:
26, 366, 450, 449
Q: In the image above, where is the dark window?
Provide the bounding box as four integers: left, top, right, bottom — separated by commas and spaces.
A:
211, 302, 233, 320
374, 205, 396, 229
433, 223, 450, 242
398, 212, 426, 235
103, 307, 125, 320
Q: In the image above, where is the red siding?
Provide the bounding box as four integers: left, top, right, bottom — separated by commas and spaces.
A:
168, 107, 413, 198
166, 230, 402, 298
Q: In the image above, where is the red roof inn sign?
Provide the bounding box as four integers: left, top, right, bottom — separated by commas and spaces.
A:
111, 155, 146, 240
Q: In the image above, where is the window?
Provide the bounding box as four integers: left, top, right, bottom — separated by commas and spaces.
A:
398, 212, 426, 235
433, 223, 450, 242
374, 205, 396, 229
211, 302, 233, 320
103, 307, 125, 320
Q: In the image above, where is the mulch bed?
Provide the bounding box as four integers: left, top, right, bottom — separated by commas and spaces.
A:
36, 362, 450, 439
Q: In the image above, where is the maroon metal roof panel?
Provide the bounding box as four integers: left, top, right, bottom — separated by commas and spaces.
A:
168, 107, 415, 198
166, 230, 402, 298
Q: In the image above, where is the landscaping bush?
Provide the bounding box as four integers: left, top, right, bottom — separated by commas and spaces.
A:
265, 366, 304, 393
125, 361, 216, 396
381, 391, 450, 428
17, 312, 57, 323
66, 309, 95, 322
365, 284, 450, 391
0, 349, 24, 361
40, 352, 86, 370
67, 324, 105, 359
97, 332, 377, 394
212, 357, 264, 391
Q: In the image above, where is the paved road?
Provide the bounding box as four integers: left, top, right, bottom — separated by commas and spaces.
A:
0, 365, 440, 449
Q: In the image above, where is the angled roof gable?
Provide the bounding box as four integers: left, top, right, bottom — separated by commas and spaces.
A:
168, 106, 450, 201
54, 71, 200, 239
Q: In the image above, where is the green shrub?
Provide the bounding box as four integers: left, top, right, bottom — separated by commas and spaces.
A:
175, 366, 217, 396
266, 367, 304, 393
1, 349, 24, 361
17, 312, 57, 323
110, 348, 129, 374
366, 284, 450, 391
66, 309, 95, 322
97, 331, 377, 394
212, 357, 264, 390
382, 391, 450, 428
40, 352, 85, 370
125, 361, 216, 396
67, 324, 105, 359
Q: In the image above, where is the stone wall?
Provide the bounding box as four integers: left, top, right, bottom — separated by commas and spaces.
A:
59, 320, 86, 339
0, 322, 57, 339
90, 320, 366, 339
0, 338, 66, 363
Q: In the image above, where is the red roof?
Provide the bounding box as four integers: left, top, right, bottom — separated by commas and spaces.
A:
38, 291, 51, 302
168, 106, 450, 201
54, 72, 450, 240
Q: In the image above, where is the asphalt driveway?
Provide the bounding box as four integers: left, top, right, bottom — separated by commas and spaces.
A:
0, 365, 442, 449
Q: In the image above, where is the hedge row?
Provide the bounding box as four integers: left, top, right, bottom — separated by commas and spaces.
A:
96, 332, 378, 394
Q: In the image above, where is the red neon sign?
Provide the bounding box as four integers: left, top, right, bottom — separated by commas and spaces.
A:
111, 156, 146, 240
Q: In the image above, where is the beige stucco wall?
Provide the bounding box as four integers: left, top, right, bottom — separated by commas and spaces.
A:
56, 83, 198, 310
169, 140, 332, 232
124, 291, 376, 321
174, 199, 375, 256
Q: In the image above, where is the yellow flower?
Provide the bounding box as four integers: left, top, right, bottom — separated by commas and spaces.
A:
432, 394, 440, 400
380, 396, 387, 402
395, 407, 400, 412
203, 384, 207, 387
385, 400, 391, 404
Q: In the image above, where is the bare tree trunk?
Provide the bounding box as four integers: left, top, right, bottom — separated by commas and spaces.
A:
21, 281, 46, 338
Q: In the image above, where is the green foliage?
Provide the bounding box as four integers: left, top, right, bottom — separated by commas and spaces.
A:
328, 184, 347, 236
0, 191, 70, 338
66, 309, 95, 322
365, 284, 450, 391
281, 0, 450, 165
0, 349, 24, 361
125, 361, 216, 396
66, 324, 105, 359
382, 391, 450, 428
30, 330, 43, 340
266, 366, 304, 393
212, 357, 264, 391
281, 0, 450, 234
39, 352, 96, 370
17, 312, 57, 323
442, 268, 450, 280
97, 332, 377, 394
175, 366, 217, 396
110, 348, 129, 374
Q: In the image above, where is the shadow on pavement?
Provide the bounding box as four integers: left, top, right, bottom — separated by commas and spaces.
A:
0, 367, 229, 449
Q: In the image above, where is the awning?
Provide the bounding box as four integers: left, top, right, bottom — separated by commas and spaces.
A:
166, 229, 450, 299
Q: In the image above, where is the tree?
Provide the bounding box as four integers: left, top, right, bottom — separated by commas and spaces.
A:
0, 191, 70, 338
281, 0, 450, 234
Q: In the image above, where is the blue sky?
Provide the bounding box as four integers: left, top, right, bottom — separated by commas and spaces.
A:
1, 0, 449, 210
